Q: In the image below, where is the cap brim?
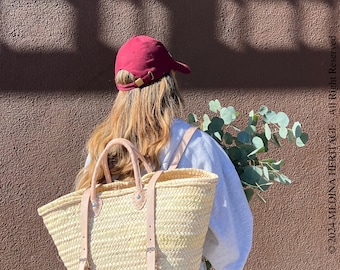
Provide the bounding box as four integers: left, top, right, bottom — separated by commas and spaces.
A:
173, 61, 191, 74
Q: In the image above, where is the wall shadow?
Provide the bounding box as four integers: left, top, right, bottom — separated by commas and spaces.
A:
0, 0, 337, 92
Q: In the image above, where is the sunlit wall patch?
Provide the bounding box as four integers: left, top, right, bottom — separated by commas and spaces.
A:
0, 0, 76, 52
245, 1, 298, 51
98, 1, 171, 51
215, 0, 247, 52
299, 0, 332, 50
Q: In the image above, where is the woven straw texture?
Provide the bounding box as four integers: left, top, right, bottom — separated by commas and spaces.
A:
38, 168, 218, 270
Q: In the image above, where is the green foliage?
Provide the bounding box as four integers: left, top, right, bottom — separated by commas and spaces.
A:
188, 102, 309, 203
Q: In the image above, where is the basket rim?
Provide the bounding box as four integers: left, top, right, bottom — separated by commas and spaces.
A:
37, 168, 218, 216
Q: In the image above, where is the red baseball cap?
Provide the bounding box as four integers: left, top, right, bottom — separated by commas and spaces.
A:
114, 35, 191, 91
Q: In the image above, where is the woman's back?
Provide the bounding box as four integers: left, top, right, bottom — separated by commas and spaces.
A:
160, 118, 253, 270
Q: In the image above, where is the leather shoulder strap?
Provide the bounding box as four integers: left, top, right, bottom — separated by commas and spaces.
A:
79, 189, 91, 270
168, 126, 198, 170
146, 170, 163, 270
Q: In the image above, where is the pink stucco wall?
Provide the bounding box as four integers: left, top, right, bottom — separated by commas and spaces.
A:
1, 1, 339, 269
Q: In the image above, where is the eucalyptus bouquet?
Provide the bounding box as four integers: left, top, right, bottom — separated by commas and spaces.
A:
188, 99, 309, 202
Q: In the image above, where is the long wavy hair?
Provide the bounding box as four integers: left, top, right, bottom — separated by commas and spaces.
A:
75, 70, 183, 190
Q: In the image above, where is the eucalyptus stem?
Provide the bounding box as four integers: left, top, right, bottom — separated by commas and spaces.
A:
188, 101, 308, 203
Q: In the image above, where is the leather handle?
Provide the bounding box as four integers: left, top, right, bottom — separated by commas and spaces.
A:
102, 142, 153, 184
90, 138, 151, 211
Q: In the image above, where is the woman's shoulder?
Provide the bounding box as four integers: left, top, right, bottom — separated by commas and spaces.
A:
171, 118, 191, 133
171, 118, 228, 159
167, 119, 235, 173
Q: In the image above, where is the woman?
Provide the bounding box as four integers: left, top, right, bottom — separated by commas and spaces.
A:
75, 35, 253, 270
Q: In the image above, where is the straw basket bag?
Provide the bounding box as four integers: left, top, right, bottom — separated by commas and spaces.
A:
38, 128, 218, 270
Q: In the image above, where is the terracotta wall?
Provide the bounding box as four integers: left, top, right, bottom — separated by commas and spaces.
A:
1, 0, 339, 269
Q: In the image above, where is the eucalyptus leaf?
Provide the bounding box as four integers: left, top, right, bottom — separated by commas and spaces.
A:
292, 121, 302, 137
239, 144, 257, 157
248, 110, 258, 126
240, 165, 262, 184
273, 160, 284, 166
273, 174, 291, 184
252, 114, 259, 125
279, 174, 291, 184
287, 129, 294, 142
248, 147, 264, 157
271, 160, 284, 170
244, 189, 254, 202
257, 177, 271, 191
202, 114, 211, 131
261, 158, 276, 163
279, 127, 288, 139
239, 154, 250, 167
296, 133, 309, 147
220, 106, 237, 125
252, 136, 264, 148
214, 132, 222, 141
264, 123, 271, 140
227, 146, 242, 161
245, 125, 256, 135
264, 111, 277, 123
259, 105, 268, 115
277, 112, 289, 127
223, 132, 233, 145
263, 166, 269, 180
248, 110, 254, 119
256, 133, 269, 151
237, 131, 252, 143
187, 113, 197, 125
208, 117, 224, 133
300, 132, 309, 143
209, 99, 222, 113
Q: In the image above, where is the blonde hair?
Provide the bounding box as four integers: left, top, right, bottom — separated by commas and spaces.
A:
75, 70, 183, 190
